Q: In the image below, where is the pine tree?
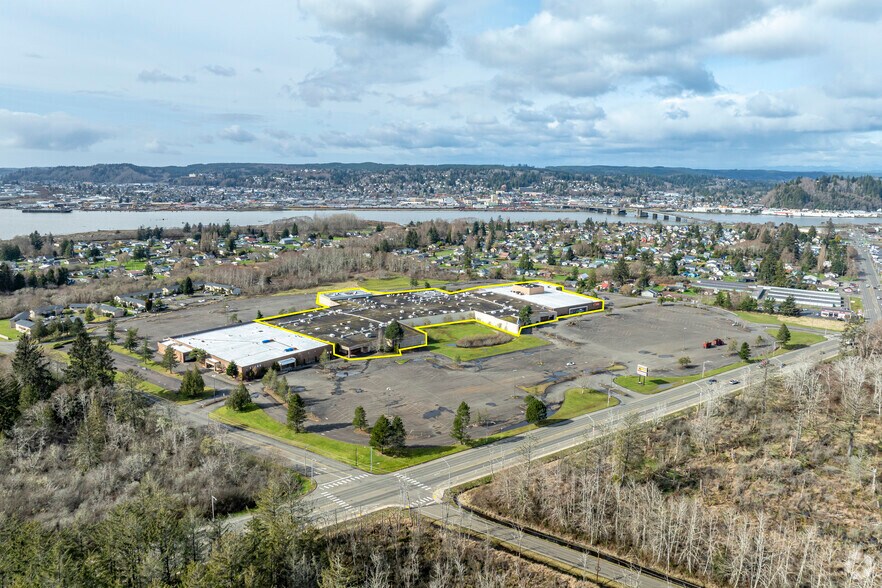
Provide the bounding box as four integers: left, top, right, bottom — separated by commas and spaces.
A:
451, 401, 471, 444
0, 375, 21, 433
74, 396, 107, 469
612, 256, 631, 284
352, 406, 367, 431
12, 333, 53, 409
369, 415, 390, 452
739, 341, 752, 361
776, 324, 792, 347
518, 305, 533, 326
179, 368, 204, 398
287, 393, 306, 433
525, 395, 547, 424
162, 346, 179, 373
226, 384, 251, 411
123, 327, 138, 352
226, 361, 239, 378
388, 416, 406, 455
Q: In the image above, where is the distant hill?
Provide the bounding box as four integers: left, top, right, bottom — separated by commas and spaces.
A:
763, 175, 882, 211
2, 162, 841, 185
546, 165, 829, 182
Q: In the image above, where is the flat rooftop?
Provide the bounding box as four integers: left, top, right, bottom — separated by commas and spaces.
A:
263, 282, 602, 351
487, 283, 596, 309
169, 322, 328, 367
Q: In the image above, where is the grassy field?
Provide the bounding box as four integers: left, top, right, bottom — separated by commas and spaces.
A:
0, 323, 20, 341
850, 297, 864, 312
211, 386, 614, 473
359, 276, 451, 292
764, 328, 826, 349
546, 388, 619, 423
109, 344, 183, 380
614, 361, 750, 394
733, 310, 846, 332
423, 322, 548, 362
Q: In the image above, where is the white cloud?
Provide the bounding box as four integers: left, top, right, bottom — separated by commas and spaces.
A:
298, 0, 449, 47
204, 65, 236, 77
0, 109, 110, 151
137, 69, 194, 83
219, 125, 257, 143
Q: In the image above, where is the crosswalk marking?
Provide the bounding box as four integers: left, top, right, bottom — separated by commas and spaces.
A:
320, 491, 354, 511
318, 473, 370, 490
406, 496, 436, 508
393, 472, 431, 491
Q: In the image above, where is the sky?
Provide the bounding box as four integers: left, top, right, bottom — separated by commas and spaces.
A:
1, 0, 881, 170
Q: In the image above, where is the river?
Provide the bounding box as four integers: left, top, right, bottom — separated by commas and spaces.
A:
0, 208, 877, 239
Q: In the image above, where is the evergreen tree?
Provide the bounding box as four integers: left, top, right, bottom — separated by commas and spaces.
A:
106, 317, 117, 343
161, 346, 179, 373
525, 395, 547, 424
518, 305, 533, 326
384, 320, 404, 351
226, 361, 239, 378
612, 257, 631, 284
352, 406, 367, 431
776, 324, 792, 347
287, 393, 307, 433
779, 295, 799, 316
0, 375, 21, 433
451, 401, 471, 444
388, 416, 406, 455
182, 276, 194, 295
226, 383, 251, 411
75, 396, 107, 469
139, 337, 152, 363
124, 327, 138, 352
12, 333, 53, 409
369, 415, 390, 452
179, 368, 205, 398
739, 341, 752, 361
84, 307, 95, 322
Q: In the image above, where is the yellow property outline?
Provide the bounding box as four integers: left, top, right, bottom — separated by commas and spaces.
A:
255, 280, 604, 361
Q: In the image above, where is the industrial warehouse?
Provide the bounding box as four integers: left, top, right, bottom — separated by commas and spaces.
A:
158, 281, 603, 377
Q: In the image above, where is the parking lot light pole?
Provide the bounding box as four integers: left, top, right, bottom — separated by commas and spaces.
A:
702, 360, 710, 378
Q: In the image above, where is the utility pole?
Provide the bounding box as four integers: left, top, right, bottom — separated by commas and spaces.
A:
211, 495, 217, 521
370, 446, 373, 473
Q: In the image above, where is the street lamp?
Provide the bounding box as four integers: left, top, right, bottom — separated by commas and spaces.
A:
701, 360, 710, 378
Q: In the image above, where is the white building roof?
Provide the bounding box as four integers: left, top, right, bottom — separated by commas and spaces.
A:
487, 284, 597, 310
172, 322, 327, 367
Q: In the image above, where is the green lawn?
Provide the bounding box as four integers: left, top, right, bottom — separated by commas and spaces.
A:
423, 322, 548, 362
211, 386, 614, 473
546, 388, 619, 423
212, 405, 465, 473
359, 276, 451, 292
110, 344, 183, 380
0, 322, 20, 341
850, 297, 864, 312
764, 328, 826, 349
615, 361, 750, 394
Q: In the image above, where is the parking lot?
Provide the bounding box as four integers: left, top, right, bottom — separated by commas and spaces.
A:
120, 291, 769, 446
276, 299, 768, 445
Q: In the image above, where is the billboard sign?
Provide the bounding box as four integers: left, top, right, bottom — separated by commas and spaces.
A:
637, 364, 649, 376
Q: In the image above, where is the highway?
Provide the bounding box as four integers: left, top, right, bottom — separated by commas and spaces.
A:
853, 233, 882, 323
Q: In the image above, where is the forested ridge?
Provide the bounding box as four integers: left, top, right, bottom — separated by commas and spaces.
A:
764, 175, 882, 210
